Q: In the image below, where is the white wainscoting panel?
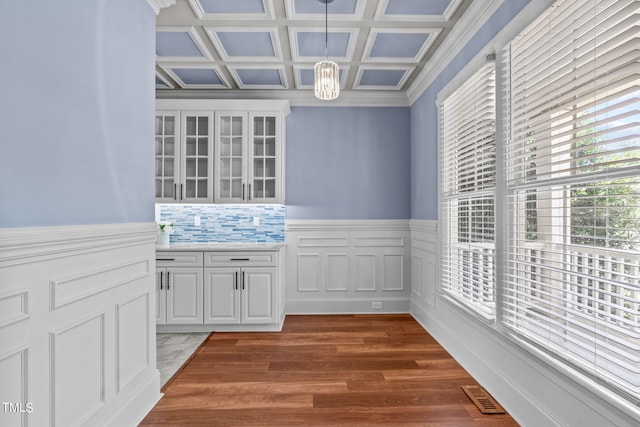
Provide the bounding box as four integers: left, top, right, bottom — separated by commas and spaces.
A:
286, 220, 411, 313
326, 254, 349, 292
0, 347, 28, 427
51, 314, 105, 427
0, 223, 161, 427
116, 293, 150, 392
409, 220, 438, 308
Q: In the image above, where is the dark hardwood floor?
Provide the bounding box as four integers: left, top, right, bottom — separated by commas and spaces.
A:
141, 314, 519, 426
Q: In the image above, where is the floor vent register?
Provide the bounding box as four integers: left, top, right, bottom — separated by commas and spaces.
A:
461, 385, 506, 414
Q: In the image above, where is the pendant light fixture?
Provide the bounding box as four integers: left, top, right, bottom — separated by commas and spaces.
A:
314, 0, 340, 100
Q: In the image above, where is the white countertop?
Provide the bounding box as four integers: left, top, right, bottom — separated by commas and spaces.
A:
156, 242, 285, 251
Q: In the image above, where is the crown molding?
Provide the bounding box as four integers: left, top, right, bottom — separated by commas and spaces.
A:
156, 89, 411, 107
406, 0, 505, 105
146, 0, 176, 15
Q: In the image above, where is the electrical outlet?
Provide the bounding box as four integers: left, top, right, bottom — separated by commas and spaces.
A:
194, 216, 201, 226
372, 301, 383, 309
253, 216, 260, 226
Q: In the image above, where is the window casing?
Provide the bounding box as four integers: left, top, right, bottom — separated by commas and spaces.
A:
440, 0, 640, 402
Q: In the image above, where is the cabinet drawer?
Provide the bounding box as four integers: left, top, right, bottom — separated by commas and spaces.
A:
156, 251, 203, 267
204, 251, 277, 267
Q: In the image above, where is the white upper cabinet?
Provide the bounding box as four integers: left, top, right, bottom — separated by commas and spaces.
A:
215, 112, 247, 203
155, 111, 214, 203
249, 113, 282, 203
156, 99, 288, 204
155, 111, 180, 202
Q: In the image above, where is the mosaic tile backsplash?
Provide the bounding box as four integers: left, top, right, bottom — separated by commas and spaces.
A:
156, 204, 285, 243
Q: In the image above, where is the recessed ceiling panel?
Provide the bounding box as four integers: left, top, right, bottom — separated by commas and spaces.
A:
162, 65, 229, 88
285, 0, 365, 19
354, 67, 414, 90
229, 67, 287, 89
156, 31, 205, 58
372, 33, 428, 58
294, 30, 354, 59
361, 69, 405, 86
293, 0, 357, 14
362, 29, 440, 63
197, 0, 265, 14
385, 0, 452, 15
375, 0, 462, 21
206, 28, 281, 61
188, 0, 274, 19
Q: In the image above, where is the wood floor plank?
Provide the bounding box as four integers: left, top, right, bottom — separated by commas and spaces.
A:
140, 314, 519, 426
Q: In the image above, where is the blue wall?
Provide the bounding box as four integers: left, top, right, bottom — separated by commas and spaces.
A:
410, 0, 532, 220
286, 106, 411, 220
0, 0, 155, 227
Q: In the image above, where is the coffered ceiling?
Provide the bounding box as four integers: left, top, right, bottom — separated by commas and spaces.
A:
155, 0, 472, 103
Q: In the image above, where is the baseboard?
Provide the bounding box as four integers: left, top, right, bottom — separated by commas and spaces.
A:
411, 295, 640, 427
157, 322, 284, 332
96, 369, 162, 427
286, 297, 410, 314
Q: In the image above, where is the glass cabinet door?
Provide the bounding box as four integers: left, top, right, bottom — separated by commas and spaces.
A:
216, 113, 246, 202
181, 112, 213, 203
249, 114, 279, 202
155, 112, 180, 202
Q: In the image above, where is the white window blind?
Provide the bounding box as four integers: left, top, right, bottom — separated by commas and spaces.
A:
502, 0, 640, 400
441, 61, 497, 319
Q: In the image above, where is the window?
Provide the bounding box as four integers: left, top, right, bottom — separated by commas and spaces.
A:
440, 61, 497, 320
501, 0, 640, 400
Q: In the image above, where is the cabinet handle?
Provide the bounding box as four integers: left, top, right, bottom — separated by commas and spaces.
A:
230, 258, 250, 261
235, 271, 238, 290
174, 183, 177, 201
180, 184, 184, 201
242, 271, 245, 290
248, 184, 252, 201
156, 258, 175, 261
167, 271, 170, 290
160, 271, 163, 290
242, 184, 245, 200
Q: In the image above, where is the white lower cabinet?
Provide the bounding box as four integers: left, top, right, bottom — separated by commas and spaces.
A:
156, 267, 204, 324
156, 249, 281, 330
204, 267, 276, 324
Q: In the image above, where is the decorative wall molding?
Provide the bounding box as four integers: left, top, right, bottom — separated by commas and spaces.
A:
286, 219, 411, 232
146, 0, 175, 15
156, 88, 411, 107
406, 0, 505, 104
50, 259, 150, 310
0, 222, 160, 427
0, 290, 29, 328
285, 219, 411, 314
0, 222, 157, 267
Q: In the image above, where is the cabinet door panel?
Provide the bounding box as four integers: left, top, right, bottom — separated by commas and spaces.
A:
249, 113, 281, 203
242, 268, 276, 324
181, 112, 214, 203
215, 113, 246, 203
155, 268, 167, 325
204, 268, 240, 324
155, 112, 180, 203
166, 268, 203, 324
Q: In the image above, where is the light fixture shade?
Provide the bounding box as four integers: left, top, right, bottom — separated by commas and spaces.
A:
314, 60, 340, 100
